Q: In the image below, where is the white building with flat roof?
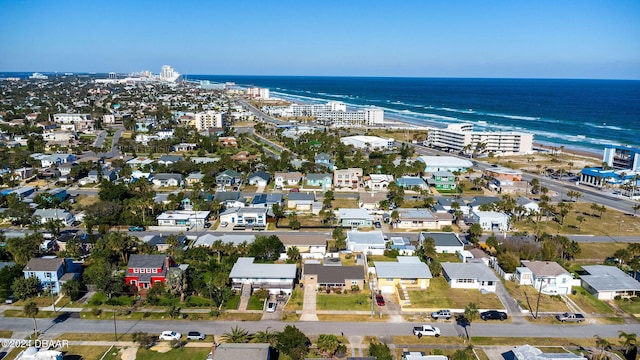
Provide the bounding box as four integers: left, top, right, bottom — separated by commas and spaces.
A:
340, 135, 394, 150
417, 155, 473, 172
318, 107, 384, 127
194, 110, 223, 130
427, 123, 533, 156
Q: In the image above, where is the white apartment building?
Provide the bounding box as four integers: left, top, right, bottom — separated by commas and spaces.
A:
246, 87, 270, 99
52, 113, 94, 132
427, 123, 533, 156
340, 135, 394, 150
159, 65, 181, 83
290, 101, 346, 117
194, 111, 223, 131
317, 107, 384, 127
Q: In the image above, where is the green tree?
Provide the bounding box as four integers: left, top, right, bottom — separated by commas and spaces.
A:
250, 235, 284, 262
276, 325, 310, 360
12, 276, 40, 300
221, 325, 251, 343
24, 301, 39, 334
83, 260, 123, 298
317, 334, 340, 357
633, 203, 640, 217
467, 223, 483, 245
252, 327, 278, 346
132, 331, 156, 349
368, 339, 392, 360
287, 246, 301, 263
428, 258, 442, 277
288, 212, 301, 230
61, 279, 82, 301
619, 330, 637, 358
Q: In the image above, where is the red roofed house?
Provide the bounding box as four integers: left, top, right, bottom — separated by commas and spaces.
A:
125, 254, 176, 290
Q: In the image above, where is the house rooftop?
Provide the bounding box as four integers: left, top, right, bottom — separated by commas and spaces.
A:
304, 263, 365, 283
338, 208, 373, 220
24, 257, 64, 272
347, 231, 385, 246
421, 232, 463, 247
127, 254, 169, 269
581, 265, 640, 292
442, 262, 499, 282
522, 261, 570, 277
374, 257, 432, 279
229, 257, 296, 279
213, 343, 270, 360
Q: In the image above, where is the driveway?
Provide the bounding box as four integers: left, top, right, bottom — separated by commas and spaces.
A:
299, 285, 318, 321
495, 280, 526, 323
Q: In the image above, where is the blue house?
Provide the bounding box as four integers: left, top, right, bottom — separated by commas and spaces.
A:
314, 152, 334, 170
305, 173, 333, 189
23, 257, 81, 294
396, 176, 428, 190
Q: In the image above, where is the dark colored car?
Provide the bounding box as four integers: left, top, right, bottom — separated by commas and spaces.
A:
375, 294, 385, 306
128, 226, 145, 231
374, 221, 382, 228
480, 310, 507, 321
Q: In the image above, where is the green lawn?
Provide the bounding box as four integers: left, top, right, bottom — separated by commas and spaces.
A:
406, 276, 503, 309
503, 281, 569, 313
248, 295, 266, 310
568, 287, 614, 314
62, 346, 113, 360
221, 294, 240, 310
285, 287, 304, 311
316, 293, 372, 311
135, 347, 211, 360
616, 298, 640, 316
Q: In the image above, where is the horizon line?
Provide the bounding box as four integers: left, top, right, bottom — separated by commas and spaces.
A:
1, 71, 639, 82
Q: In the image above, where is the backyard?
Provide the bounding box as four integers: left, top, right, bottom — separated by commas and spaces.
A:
406, 276, 503, 310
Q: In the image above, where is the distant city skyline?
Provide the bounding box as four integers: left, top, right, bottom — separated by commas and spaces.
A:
0, 1, 639, 79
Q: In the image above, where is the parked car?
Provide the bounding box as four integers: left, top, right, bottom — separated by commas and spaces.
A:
128, 226, 145, 231
187, 331, 205, 340
555, 312, 585, 323
374, 221, 382, 228
220, 222, 229, 227
413, 325, 441, 337
480, 310, 508, 321
431, 309, 452, 320
159, 331, 182, 341
375, 294, 385, 306
5, 295, 15, 304
266, 302, 277, 313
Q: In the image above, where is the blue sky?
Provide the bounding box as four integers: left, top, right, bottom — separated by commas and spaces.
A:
1, 1, 639, 79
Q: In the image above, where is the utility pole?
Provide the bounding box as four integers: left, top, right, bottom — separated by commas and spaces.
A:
534, 279, 545, 319
113, 309, 117, 341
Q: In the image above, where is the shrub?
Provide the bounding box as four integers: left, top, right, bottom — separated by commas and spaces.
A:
88, 292, 108, 306
351, 285, 360, 292
334, 289, 342, 295
91, 307, 102, 316
143, 312, 151, 318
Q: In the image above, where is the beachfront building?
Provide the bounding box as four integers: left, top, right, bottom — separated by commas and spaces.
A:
245, 87, 270, 99
426, 123, 534, 156
194, 110, 223, 131
603, 145, 640, 171
579, 168, 638, 187
317, 107, 384, 127
340, 135, 394, 150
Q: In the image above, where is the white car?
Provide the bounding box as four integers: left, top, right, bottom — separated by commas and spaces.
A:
266, 302, 277, 313
159, 331, 182, 341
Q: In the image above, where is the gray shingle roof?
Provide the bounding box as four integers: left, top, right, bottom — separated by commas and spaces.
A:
522, 261, 569, 277
24, 257, 64, 272
374, 257, 432, 279
304, 264, 365, 283
442, 262, 498, 282
421, 232, 463, 247
127, 254, 168, 269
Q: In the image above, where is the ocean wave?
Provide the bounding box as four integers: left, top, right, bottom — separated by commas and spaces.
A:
483, 112, 541, 121
439, 107, 476, 114
584, 122, 624, 131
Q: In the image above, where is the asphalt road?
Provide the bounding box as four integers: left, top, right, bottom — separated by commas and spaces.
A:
2, 316, 638, 340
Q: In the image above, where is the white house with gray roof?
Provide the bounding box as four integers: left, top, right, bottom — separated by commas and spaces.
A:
441, 262, 499, 292
338, 208, 374, 228
152, 173, 183, 187
229, 257, 297, 294
580, 265, 640, 300
517, 261, 573, 295
346, 230, 386, 255
33, 208, 75, 226
395, 208, 453, 230
419, 232, 464, 254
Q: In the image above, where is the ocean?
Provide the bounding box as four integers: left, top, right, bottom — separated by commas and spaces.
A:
190, 75, 640, 153
3, 72, 638, 152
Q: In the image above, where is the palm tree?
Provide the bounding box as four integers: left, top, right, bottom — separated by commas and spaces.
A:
594, 335, 611, 360
575, 215, 586, 231
221, 325, 251, 343
632, 204, 640, 217
252, 327, 278, 346
619, 330, 637, 356
463, 303, 480, 341
24, 301, 39, 335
